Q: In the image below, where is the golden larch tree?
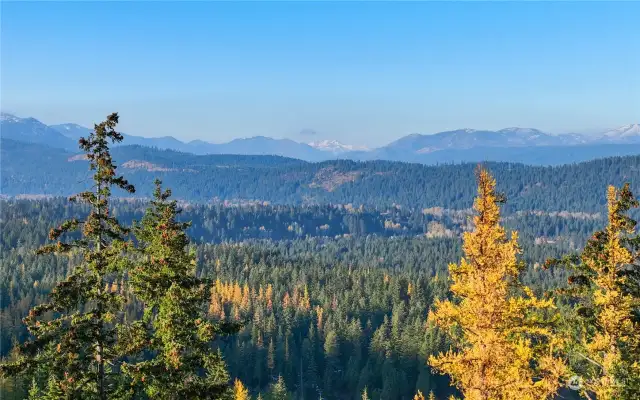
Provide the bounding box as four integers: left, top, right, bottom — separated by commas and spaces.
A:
563, 184, 640, 399
428, 167, 567, 400
234, 378, 250, 400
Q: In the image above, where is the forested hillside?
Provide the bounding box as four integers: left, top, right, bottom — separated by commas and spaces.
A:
0, 194, 627, 399
2, 138, 639, 212
0, 207, 578, 399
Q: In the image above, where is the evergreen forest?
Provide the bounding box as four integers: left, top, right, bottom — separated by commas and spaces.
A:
1, 114, 638, 400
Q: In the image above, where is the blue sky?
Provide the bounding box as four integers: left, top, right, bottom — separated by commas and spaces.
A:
2, 1, 638, 146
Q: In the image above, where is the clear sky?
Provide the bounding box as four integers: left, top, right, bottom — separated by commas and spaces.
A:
2, 1, 639, 146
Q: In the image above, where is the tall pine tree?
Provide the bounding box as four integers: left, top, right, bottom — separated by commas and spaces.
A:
0, 113, 135, 399
123, 179, 235, 399
428, 167, 567, 400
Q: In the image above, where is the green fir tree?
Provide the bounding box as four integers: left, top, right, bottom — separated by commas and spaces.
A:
123, 179, 236, 399
0, 113, 135, 399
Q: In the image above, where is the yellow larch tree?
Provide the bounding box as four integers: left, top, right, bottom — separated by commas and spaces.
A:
234, 378, 250, 400
300, 285, 311, 311
428, 167, 567, 400
241, 283, 251, 312
562, 184, 640, 400
233, 281, 243, 305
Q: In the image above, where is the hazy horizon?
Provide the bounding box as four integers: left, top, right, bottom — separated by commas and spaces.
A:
2, 2, 639, 147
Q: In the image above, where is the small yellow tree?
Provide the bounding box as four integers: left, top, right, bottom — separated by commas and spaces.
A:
428, 167, 567, 400
234, 378, 250, 400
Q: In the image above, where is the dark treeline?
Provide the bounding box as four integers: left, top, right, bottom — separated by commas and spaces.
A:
3, 138, 639, 212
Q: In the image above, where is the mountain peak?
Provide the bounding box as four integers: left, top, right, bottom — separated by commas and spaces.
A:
0, 113, 77, 150
498, 127, 545, 135
438, 129, 478, 134
55, 123, 85, 130
308, 139, 369, 153
604, 123, 640, 138
1, 112, 22, 123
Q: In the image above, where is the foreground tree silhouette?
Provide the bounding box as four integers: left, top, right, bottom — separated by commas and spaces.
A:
123, 180, 235, 399
0, 113, 135, 399
428, 167, 567, 400
553, 184, 640, 399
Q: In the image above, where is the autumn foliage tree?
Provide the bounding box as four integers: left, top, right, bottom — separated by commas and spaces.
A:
234, 378, 250, 400
0, 113, 135, 399
123, 179, 235, 399
554, 184, 640, 399
428, 167, 567, 400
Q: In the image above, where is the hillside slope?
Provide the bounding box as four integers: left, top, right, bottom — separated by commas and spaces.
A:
2, 139, 638, 212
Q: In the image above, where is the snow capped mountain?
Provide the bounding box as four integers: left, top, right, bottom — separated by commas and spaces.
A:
308, 139, 369, 153
3, 112, 640, 163
1, 112, 22, 123
50, 123, 92, 140
53, 123, 85, 132
1, 112, 77, 150
603, 124, 640, 138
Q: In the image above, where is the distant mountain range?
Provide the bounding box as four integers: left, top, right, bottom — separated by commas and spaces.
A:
2, 112, 639, 164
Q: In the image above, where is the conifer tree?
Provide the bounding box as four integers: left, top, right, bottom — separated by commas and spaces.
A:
0, 113, 135, 399
234, 378, 250, 400
123, 179, 235, 399
27, 379, 40, 400
428, 167, 567, 400
267, 375, 289, 400
44, 376, 65, 399
552, 184, 640, 399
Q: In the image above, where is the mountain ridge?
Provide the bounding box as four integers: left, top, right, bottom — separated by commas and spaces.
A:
3, 112, 639, 163
2, 137, 639, 213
